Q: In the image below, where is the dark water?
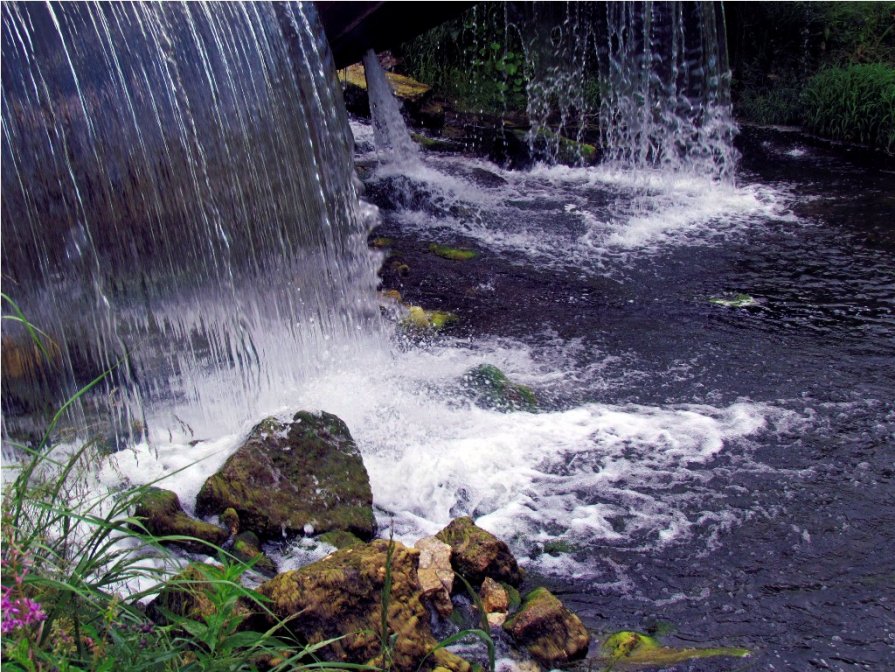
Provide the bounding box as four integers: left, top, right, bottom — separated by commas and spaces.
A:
362, 125, 895, 671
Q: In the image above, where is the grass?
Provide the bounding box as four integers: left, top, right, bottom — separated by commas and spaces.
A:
802, 63, 895, 152
1, 301, 493, 671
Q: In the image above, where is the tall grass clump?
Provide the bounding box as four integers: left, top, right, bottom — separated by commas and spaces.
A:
2, 300, 495, 671
802, 63, 895, 152
0, 299, 324, 671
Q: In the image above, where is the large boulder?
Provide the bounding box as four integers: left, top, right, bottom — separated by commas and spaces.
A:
435, 517, 523, 588
258, 540, 469, 672
503, 587, 590, 667
195, 412, 375, 542
133, 487, 227, 554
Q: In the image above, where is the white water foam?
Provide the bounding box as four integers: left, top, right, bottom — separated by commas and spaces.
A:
358, 124, 796, 276
98, 335, 775, 579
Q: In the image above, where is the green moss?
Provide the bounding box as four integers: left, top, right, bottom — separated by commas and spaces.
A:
195, 413, 375, 542
318, 530, 364, 549
231, 531, 276, 576
259, 540, 471, 672
132, 487, 227, 554
428, 243, 479, 261
503, 587, 590, 666
501, 582, 521, 611
435, 516, 523, 587
462, 364, 537, 412
600, 630, 750, 667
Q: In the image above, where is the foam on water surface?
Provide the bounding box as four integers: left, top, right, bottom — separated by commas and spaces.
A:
99, 335, 778, 579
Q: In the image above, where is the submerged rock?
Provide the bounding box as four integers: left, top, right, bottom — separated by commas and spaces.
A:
258, 540, 469, 672
503, 587, 590, 667
596, 630, 749, 667
709, 293, 758, 308
132, 487, 227, 554
402, 305, 459, 331
195, 412, 375, 542
428, 243, 479, 261
462, 364, 537, 412
435, 516, 523, 588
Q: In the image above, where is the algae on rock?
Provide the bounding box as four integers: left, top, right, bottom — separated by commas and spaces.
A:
435, 516, 523, 588
503, 587, 590, 667
195, 411, 375, 542
428, 243, 479, 261
132, 487, 227, 554
462, 364, 537, 412
258, 539, 470, 672
596, 630, 750, 668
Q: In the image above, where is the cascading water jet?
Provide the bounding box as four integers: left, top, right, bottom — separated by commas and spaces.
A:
1, 2, 384, 446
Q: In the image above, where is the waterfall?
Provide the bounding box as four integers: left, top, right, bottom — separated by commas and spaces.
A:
362, 49, 419, 160
599, 1, 738, 178
508, 1, 737, 177
1, 2, 383, 445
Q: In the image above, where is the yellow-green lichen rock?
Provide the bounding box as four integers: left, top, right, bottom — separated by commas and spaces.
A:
195, 412, 375, 542
599, 630, 749, 668
503, 587, 590, 666
428, 243, 479, 261
132, 487, 227, 554
402, 305, 459, 331
258, 540, 470, 672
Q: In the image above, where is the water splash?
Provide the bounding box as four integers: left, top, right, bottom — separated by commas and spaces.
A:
362, 49, 419, 161
1, 2, 384, 444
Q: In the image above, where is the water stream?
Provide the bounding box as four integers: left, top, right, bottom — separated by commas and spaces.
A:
2, 2, 893, 671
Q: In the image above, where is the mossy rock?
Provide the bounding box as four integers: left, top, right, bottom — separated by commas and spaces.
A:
258, 540, 470, 672
428, 243, 479, 261
132, 487, 227, 554
232, 531, 277, 577
195, 412, 375, 542
542, 539, 576, 556
317, 530, 364, 549
435, 516, 523, 588
597, 630, 749, 668
411, 134, 458, 152
503, 587, 590, 667
513, 128, 598, 166
462, 364, 537, 412
402, 306, 459, 331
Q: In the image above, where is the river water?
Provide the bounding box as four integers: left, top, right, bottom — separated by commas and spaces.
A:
343, 121, 894, 670
109, 121, 894, 671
